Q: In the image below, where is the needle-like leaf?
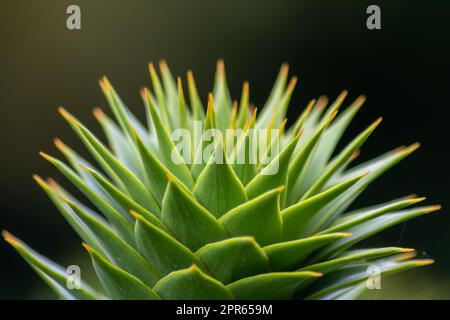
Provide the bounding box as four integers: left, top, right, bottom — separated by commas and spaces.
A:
83, 243, 159, 300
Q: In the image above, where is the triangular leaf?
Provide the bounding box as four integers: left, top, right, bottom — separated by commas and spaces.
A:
154, 265, 234, 300
196, 237, 270, 284
162, 176, 227, 251
193, 138, 247, 218
134, 212, 202, 277
264, 233, 351, 271
220, 187, 283, 246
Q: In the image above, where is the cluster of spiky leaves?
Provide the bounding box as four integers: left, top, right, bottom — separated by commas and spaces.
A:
4, 60, 440, 300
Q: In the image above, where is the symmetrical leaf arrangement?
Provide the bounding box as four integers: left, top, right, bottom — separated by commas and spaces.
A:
4, 60, 440, 300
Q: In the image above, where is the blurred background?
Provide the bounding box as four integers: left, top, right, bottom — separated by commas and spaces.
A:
0, 0, 449, 299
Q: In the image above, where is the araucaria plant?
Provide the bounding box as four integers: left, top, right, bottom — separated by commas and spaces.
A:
4, 60, 440, 300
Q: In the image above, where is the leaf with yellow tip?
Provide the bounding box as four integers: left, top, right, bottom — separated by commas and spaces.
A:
186, 70, 205, 121
176, 76, 190, 130
54, 138, 130, 217
58, 107, 161, 215
271, 76, 298, 128
228, 101, 238, 129
148, 62, 170, 127
98, 76, 145, 144
32, 175, 104, 254
54, 137, 106, 193
213, 59, 233, 131
257, 63, 290, 129
320, 90, 349, 124
318, 196, 427, 235
3, 231, 100, 300
141, 88, 194, 188
301, 95, 329, 136
157, 60, 179, 130
258, 118, 288, 171
304, 257, 434, 300
299, 247, 416, 274
289, 98, 315, 138
310, 205, 441, 262
313, 144, 423, 229
287, 111, 337, 204
190, 94, 219, 179
93, 107, 145, 179
302, 117, 383, 200
230, 117, 258, 185
299, 95, 365, 196
40, 152, 134, 244
236, 81, 250, 129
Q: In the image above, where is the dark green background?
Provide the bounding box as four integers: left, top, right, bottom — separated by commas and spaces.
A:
1, 1, 449, 299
